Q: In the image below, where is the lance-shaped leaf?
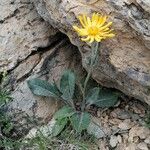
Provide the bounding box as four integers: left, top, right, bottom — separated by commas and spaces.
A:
86, 87, 119, 108
54, 106, 75, 120
52, 118, 68, 137
86, 87, 101, 105
60, 70, 75, 101
27, 78, 61, 98
70, 112, 91, 132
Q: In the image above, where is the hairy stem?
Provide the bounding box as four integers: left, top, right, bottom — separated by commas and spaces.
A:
81, 42, 99, 111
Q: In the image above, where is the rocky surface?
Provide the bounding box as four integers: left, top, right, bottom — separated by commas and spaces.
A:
0, 1, 150, 149
32, 0, 150, 105
0, 0, 58, 73
0, 0, 82, 120
9, 39, 82, 120
25, 96, 150, 150
92, 98, 150, 150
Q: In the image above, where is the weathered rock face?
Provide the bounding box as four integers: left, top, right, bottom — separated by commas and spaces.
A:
0, 0, 58, 73
10, 39, 82, 120
32, 0, 150, 105
0, 0, 82, 120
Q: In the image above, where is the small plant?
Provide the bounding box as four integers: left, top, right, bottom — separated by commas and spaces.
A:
27, 13, 119, 137
0, 71, 12, 107
145, 109, 150, 129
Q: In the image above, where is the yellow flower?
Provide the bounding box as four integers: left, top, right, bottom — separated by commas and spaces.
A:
73, 13, 115, 43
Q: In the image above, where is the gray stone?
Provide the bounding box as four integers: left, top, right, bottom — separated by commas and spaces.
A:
0, 0, 58, 73
137, 142, 149, 150
110, 135, 118, 148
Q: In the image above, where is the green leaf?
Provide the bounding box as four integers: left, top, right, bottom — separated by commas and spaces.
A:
87, 122, 105, 139
86, 87, 101, 105
52, 118, 68, 137
95, 89, 119, 108
70, 112, 91, 132
54, 106, 75, 120
86, 87, 119, 108
27, 78, 61, 98
60, 70, 75, 101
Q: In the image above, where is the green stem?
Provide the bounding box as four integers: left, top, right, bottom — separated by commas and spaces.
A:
81, 42, 99, 111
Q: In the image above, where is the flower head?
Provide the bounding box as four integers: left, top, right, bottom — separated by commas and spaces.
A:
73, 13, 115, 43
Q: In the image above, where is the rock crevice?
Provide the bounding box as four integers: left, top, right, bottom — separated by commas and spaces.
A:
32, 0, 150, 104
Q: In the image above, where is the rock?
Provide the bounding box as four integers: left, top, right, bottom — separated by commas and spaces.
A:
117, 135, 122, 143
117, 111, 131, 120
126, 143, 137, 150
110, 135, 118, 148
132, 102, 146, 115
137, 142, 149, 150
87, 121, 106, 139
97, 140, 109, 150
25, 119, 56, 139
109, 118, 122, 125
118, 119, 133, 130
136, 0, 150, 13
32, 0, 150, 105
116, 144, 126, 150
0, 0, 58, 73
128, 126, 150, 142
144, 137, 150, 144
87, 117, 107, 138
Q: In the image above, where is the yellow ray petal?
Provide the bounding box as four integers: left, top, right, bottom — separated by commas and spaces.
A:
73, 26, 88, 36
92, 13, 96, 22
89, 36, 94, 43
81, 36, 90, 42
105, 33, 115, 37
92, 13, 99, 26
98, 15, 107, 27
99, 22, 113, 31
78, 29, 88, 36
83, 15, 88, 26
87, 17, 91, 26
73, 25, 81, 32
95, 35, 102, 42
78, 16, 86, 28
100, 29, 114, 35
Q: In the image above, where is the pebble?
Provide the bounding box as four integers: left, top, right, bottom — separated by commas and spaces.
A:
132, 103, 145, 115
137, 142, 149, 150
128, 126, 150, 142
110, 135, 118, 148
117, 135, 122, 143
117, 111, 131, 120
118, 119, 133, 130
126, 143, 136, 150
97, 140, 109, 150
144, 137, 150, 144
131, 114, 140, 121
109, 118, 122, 125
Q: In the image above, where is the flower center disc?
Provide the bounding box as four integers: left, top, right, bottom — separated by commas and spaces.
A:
88, 26, 99, 36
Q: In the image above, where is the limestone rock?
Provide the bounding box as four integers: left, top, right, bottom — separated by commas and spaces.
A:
32, 0, 150, 105
137, 142, 149, 150
128, 126, 150, 142
0, 0, 82, 120
110, 135, 118, 148
0, 0, 58, 73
